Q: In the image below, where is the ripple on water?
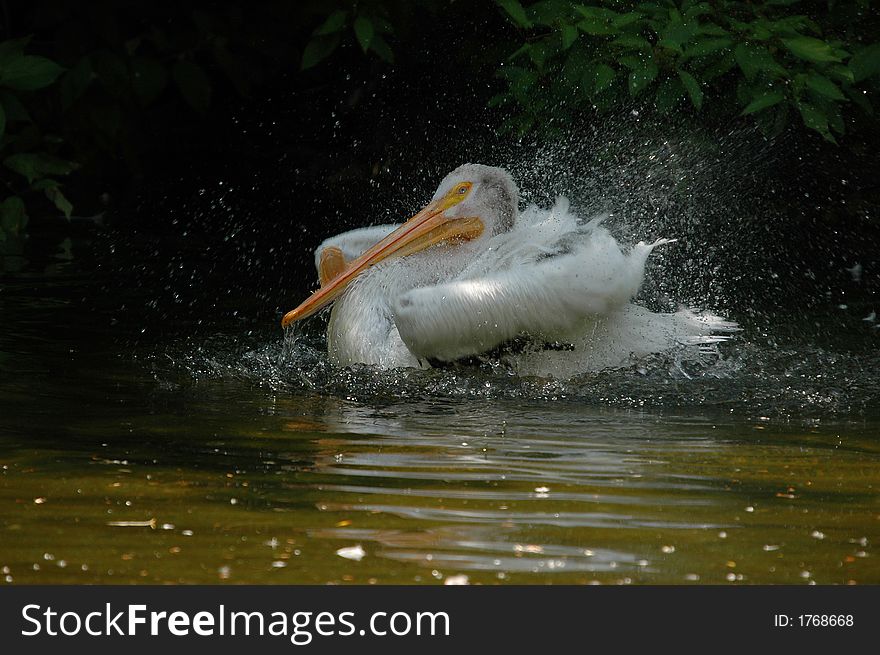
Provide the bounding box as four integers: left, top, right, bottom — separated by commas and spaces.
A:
65, 317, 872, 584
154, 319, 880, 420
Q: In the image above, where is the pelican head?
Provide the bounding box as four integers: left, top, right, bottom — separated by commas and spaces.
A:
281, 164, 519, 327
431, 164, 519, 237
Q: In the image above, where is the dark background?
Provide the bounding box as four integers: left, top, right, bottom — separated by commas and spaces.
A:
2, 1, 879, 336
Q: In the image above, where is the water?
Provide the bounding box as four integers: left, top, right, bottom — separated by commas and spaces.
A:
1, 275, 878, 585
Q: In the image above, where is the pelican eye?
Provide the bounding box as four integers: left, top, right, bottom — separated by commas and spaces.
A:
457, 185, 469, 195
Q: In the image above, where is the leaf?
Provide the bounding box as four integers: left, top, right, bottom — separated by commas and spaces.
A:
213, 46, 250, 97
0, 55, 64, 91
845, 85, 873, 115
369, 34, 394, 64
677, 70, 703, 109
683, 38, 733, 60
575, 6, 619, 34
0, 196, 27, 235
501, 65, 538, 103
659, 20, 700, 54
656, 39, 684, 55
612, 36, 652, 51
698, 24, 730, 37
767, 15, 821, 36
30, 178, 55, 190
507, 44, 530, 61
354, 16, 374, 53
526, 39, 557, 68
701, 51, 736, 81
741, 91, 784, 115
529, 0, 571, 26
372, 16, 394, 35
4, 153, 78, 183
754, 101, 790, 139
0, 90, 29, 122
561, 24, 578, 50
613, 12, 643, 29
684, 2, 713, 20
782, 37, 841, 63
589, 64, 616, 94
90, 50, 129, 96
797, 101, 834, 142
849, 43, 880, 83
825, 101, 845, 135
575, 6, 620, 22
172, 60, 211, 112
316, 10, 348, 35
44, 183, 73, 219
655, 76, 685, 113
629, 61, 658, 96
577, 18, 616, 36
828, 64, 855, 85
498, 64, 534, 83
806, 73, 845, 101
60, 56, 94, 109
124, 36, 143, 57
618, 55, 644, 70
748, 22, 773, 41
488, 92, 511, 108
561, 50, 588, 88
734, 43, 786, 80
31, 179, 73, 219
496, 0, 532, 28
0, 37, 31, 66
301, 34, 341, 70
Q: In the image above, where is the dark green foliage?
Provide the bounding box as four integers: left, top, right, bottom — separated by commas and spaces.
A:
0, 3, 317, 270
0, 38, 75, 266
0, 1, 878, 275
490, 0, 880, 141
301, 7, 395, 68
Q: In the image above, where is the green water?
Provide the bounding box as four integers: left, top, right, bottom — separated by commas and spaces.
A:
1, 278, 878, 585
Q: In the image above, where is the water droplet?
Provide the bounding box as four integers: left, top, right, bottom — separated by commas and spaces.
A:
336, 545, 366, 561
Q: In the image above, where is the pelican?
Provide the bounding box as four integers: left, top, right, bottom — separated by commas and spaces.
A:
281, 164, 736, 378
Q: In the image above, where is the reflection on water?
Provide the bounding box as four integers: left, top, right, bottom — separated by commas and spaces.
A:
1, 281, 879, 584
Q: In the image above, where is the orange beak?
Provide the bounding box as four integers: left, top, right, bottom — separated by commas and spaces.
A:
281, 189, 483, 328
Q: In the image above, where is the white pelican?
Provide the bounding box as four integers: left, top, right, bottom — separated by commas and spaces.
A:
282, 164, 736, 378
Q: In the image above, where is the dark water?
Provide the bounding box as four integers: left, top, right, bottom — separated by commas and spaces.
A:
1, 272, 879, 585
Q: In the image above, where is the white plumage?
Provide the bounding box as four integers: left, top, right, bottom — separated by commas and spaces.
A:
286, 164, 736, 378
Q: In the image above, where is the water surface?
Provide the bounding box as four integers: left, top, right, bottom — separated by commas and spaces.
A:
1, 276, 878, 585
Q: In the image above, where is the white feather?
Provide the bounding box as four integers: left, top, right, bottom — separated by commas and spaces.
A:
512, 305, 738, 378
313, 196, 736, 377
314, 224, 399, 275
392, 198, 674, 362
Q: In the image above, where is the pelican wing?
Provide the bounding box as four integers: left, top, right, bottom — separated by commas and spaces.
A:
313, 224, 400, 279
392, 201, 666, 362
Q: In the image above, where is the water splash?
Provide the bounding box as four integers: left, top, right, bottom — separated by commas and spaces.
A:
149, 309, 880, 422
127, 116, 878, 423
